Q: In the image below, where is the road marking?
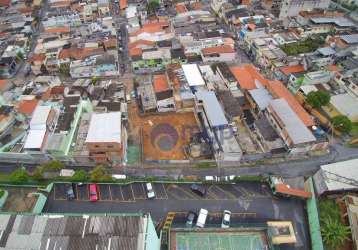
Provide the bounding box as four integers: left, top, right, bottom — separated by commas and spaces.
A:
161, 183, 169, 200
109, 185, 113, 200
215, 186, 237, 199
206, 185, 221, 200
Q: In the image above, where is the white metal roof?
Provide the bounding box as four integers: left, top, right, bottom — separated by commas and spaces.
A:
319, 158, 358, 192
30, 105, 51, 129
182, 64, 206, 86
195, 90, 228, 128
269, 99, 316, 145
340, 34, 358, 44
85, 112, 122, 143
24, 129, 47, 149
330, 93, 358, 120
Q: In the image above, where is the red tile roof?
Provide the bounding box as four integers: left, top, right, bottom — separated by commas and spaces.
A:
230, 64, 314, 126
202, 45, 235, 55
0, 0, 10, 7
128, 39, 155, 49
153, 74, 169, 93
103, 38, 117, 49
58, 47, 104, 60
119, 0, 127, 9
191, 2, 202, 10
279, 65, 305, 76
129, 48, 143, 57
17, 99, 39, 115
45, 27, 70, 33
275, 184, 312, 199
28, 54, 46, 63
230, 64, 269, 90
175, 4, 187, 13
130, 21, 169, 36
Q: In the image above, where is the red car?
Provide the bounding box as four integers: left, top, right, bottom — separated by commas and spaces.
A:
89, 184, 98, 202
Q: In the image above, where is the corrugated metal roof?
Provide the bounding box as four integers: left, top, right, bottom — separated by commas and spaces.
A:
0, 214, 146, 250
340, 34, 358, 44
195, 90, 228, 128
182, 64, 206, 86
269, 99, 316, 145
29, 105, 51, 129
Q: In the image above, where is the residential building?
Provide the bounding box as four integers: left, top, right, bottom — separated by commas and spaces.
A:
85, 112, 127, 163
268, 0, 330, 20
70, 55, 118, 78
201, 46, 236, 62
195, 90, 242, 163
265, 98, 316, 153
343, 195, 358, 250
325, 93, 358, 122
153, 74, 175, 112
313, 158, 358, 196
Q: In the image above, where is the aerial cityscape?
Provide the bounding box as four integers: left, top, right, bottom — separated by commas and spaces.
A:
0, 0, 357, 249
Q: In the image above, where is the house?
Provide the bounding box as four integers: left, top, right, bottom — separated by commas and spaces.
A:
129, 22, 173, 43
325, 93, 358, 122
137, 80, 157, 113
274, 64, 305, 84
70, 55, 118, 78
265, 98, 316, 153
313, 158, 358, 196
343, 195, 358, 250
28, 54, 47, 75
98, 0, 110, 16
201, 45, 236, 62
153, 74, 175, 112
214, 62, 238, 90
195, 90, 242, 163
85, 112, 127, 164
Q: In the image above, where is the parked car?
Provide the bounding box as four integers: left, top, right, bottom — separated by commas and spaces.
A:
220, 175, 236, 182
196, 208, 208, 228
65, 183, 75, 200
186, 211, 197, 227
89, 184, 99, 202
146, 183, 155, 199
205, 176, 219, 182
190, 184, 207, 197
221, 210, 231, 228
112, 174, 126, 180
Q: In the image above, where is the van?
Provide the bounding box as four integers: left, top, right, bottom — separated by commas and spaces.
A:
196, 208, 208, 228
146, 183, 155, 199
205, 176, 219, 182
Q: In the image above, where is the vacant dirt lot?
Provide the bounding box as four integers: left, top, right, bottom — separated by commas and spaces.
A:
140, 112, 199, 160
2, 187, 38, 212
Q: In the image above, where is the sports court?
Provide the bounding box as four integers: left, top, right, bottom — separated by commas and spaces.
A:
172, 231, 268, 250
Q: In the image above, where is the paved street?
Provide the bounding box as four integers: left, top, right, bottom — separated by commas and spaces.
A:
45, 182, 309, 248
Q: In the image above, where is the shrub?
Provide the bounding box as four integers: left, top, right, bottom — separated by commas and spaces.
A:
71, 170, 88, 182
332, 115, 352, 134
9, 168, 29, 183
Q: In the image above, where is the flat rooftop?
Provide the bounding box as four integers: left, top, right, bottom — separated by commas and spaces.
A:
170, 231, 268, 250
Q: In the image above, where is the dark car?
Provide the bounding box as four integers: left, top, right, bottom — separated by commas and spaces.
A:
65, 183, 75, 200
186, 211, 197, 227
190, 184, 207, 197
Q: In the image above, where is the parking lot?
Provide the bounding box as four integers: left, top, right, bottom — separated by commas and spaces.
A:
52, 182, 272, 202
45, 182, 309, 248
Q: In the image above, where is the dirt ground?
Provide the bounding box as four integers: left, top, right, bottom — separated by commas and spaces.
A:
2, 187, 38, 212
138, 112, 199, 160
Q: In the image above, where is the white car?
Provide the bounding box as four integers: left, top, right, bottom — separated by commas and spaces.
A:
221, 210, 231, 228
146, 183, 155, 199
205, 176, 219, 182
112, 174, 127, 180
196, 208, 208, 228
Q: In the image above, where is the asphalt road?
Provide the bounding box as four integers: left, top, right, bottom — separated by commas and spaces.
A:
44, 182, 309, 249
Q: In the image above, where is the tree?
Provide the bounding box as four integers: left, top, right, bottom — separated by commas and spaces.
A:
59, 63, 70, 77
90, 165, 106, 182
71, 170, 88, 182
147, 0, 159, 14
10, 168, 29, 183
32, 166, 44, 181
41, 160, 64, 172
91, 76, 99, 85
306, 90, 330, 109
321, 216, 351, 250
332, 115, 352, 134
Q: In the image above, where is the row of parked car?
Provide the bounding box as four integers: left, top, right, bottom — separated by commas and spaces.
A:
65, 183, 99, 201
65, 181, 221, 201
187, 209, 232, 229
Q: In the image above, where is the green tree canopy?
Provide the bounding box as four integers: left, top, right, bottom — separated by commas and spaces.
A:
71, 170, 88, 182
10, 168, 29, 183
321, 216, 351, 250
147, 0, 159, 14
90, 165, 106, 182
306, 90, 330, 108
41, 160, 65, 172
332, 115, 352, 134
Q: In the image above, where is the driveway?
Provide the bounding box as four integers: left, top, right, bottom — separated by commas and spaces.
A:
45, 182, 310, 249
